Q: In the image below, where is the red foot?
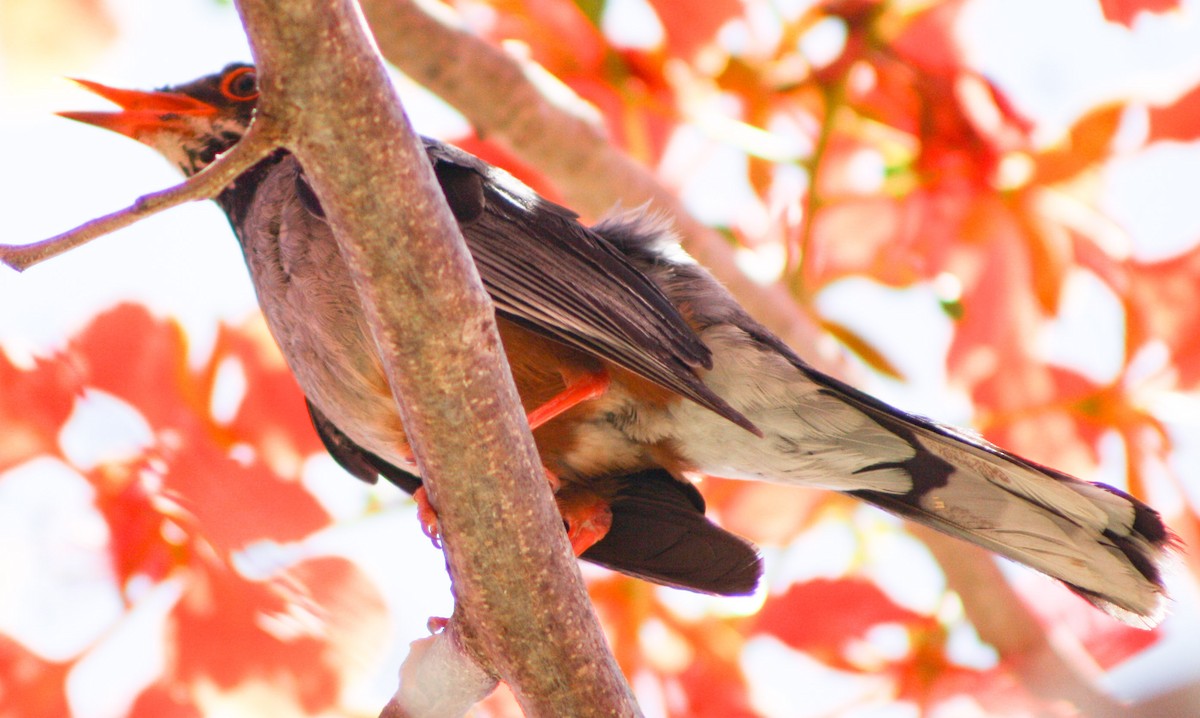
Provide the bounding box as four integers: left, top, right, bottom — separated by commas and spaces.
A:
526, 370, 611, 431
562, 498, 613, 556
427, 616, 449, 634
413, 486, 442, 549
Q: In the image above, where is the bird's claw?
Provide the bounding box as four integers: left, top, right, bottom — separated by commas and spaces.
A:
413, 486, 442, 549
564, 500, 613, 556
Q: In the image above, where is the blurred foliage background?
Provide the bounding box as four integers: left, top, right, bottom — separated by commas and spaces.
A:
3, 0, 1200, 715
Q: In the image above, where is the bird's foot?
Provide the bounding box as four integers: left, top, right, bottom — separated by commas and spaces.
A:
562, 497, 613, 556
413, 466, 608, 555
413, 486, 442, 549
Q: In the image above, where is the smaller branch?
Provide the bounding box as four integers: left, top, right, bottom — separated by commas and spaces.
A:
792, 80, 844, 299
0, 122, 280, 273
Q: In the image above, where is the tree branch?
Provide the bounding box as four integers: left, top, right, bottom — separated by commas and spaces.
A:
360, 0, 827, 359
231, 0, 639, 715
0, 123, 279, 272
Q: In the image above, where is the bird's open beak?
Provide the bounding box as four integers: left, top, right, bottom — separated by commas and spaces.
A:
58, 79, 217, 140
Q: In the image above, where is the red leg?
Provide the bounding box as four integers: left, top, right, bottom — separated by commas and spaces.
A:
544, 465, 562, 492
415, 479, 609, 554
416, 477, 610, 555
526, 370, 610, 431
530, 371, 615, 553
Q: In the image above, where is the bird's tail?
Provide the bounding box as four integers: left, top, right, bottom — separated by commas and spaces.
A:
598, 213, 1175, 625
671, 332, 1175, 625
817, 373, 1175, 627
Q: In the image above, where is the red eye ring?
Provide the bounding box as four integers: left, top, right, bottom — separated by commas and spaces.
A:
220, 67, 259, 101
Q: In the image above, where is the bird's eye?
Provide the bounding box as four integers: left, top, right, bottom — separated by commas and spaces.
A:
220, 67, 259, 101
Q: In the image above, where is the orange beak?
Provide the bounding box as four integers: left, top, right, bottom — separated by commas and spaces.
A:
58, 78, 217, 140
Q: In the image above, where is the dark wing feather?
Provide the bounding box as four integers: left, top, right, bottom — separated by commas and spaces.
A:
307, 400, 421, 494
423, 139, 757, 434
579, 471, 763, 596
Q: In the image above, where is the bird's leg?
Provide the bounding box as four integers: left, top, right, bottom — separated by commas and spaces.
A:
526, 370, 611, 431
528, 369, 613, 554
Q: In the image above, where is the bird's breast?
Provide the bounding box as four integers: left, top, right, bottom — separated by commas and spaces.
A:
234, 158, 412, 466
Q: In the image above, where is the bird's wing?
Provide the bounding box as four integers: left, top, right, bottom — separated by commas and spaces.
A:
307, 400, 421, 493
421, 139, 757, 434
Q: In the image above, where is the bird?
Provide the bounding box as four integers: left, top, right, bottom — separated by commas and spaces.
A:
62, 63, 1175, 624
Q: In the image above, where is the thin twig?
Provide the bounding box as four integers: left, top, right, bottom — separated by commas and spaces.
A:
792, 79, 843, 301
0, 122, 280, 272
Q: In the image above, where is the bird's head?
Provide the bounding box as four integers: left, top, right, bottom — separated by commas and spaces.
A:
60, 63, 259, 177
